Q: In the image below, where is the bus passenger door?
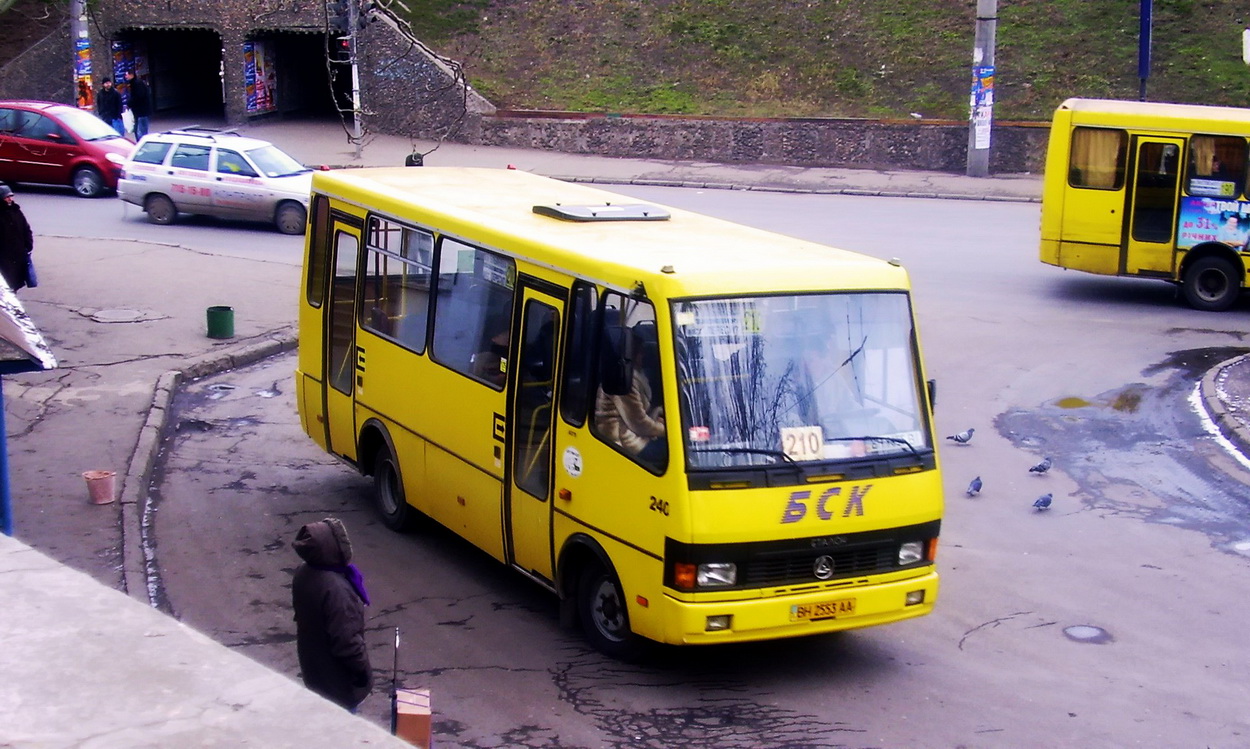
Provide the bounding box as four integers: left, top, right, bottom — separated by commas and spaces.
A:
324, 217, 363, 461
1124, 137, 1184, 276
506, 287, 564, 581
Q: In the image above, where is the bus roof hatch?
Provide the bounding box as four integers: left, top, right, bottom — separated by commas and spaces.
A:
532, 203, 670, 222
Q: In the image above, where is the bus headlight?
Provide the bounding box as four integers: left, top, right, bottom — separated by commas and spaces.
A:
898, 541, 924, 565
674, 561, 738, 590
697, 562, 737, 588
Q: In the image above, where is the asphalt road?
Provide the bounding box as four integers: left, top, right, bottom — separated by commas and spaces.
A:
144, 187, 1250, 747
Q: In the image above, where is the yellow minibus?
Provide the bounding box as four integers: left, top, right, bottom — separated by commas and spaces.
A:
1041, 97, 1250, 310
296, 167, 942, 657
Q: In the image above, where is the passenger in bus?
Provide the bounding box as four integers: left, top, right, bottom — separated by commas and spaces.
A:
595, 327, 666, 466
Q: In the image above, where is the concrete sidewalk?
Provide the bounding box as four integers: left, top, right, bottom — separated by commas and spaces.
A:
2, 118, 1245, 746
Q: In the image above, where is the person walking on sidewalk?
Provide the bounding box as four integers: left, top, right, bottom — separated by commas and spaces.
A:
124, 71, 152, 141
96, 77, 124, 136
0, 184, 35, 292
291, 517, 373, 712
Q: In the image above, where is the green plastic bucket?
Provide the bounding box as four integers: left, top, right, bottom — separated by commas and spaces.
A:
206, 305, 235, 339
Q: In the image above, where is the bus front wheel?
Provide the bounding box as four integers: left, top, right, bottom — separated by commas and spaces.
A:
1183, 256, 1241, 311
373, 448, 414, 532
577, 563, 644, 660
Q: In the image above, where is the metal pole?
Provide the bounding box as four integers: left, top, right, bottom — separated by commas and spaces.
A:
1138, 0, 1153, 101
1, 378, 12, 536
966, 0, 997, 178
349, 0, 363, 160
70, 0, 89, 105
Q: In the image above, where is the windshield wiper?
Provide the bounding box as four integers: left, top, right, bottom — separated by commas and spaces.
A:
691, 446, 797, 464
827, 435, 920, 456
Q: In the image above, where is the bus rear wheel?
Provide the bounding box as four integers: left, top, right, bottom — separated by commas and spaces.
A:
577, 563, 644, 660
373, 447, 414, 532
1183, 256, 1241, 311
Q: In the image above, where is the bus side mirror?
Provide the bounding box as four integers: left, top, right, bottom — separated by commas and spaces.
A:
927, 379, 936, 410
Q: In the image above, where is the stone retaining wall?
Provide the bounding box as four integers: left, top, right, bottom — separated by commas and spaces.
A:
467, 112, 1050, 174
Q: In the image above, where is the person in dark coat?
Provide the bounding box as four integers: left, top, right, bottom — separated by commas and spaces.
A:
96, 77, 124, 135
124, 70, 152, 140
291, 517, 373, 711
0, 184, 34, 292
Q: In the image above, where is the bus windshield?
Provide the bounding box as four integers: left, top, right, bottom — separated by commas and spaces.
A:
675, 292, 929, 469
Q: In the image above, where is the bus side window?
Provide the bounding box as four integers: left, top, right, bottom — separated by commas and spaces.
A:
361, 217, 432, 353
431, 238, 516, 388
1186, 134, 1247, 198
305, 194, 331, 307
559, 281, 599, 427
1068, 127, 1127, 190
591, 293, 668, 472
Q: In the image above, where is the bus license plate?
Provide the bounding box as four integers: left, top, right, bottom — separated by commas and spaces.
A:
791, 598, 856, 621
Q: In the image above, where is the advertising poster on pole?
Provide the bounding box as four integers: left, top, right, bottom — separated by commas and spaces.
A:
970, 65, 995, 150
75, 38, 94, 110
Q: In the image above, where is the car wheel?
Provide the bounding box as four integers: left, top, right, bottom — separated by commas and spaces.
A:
144, 194, 177, 225
374, 447, 415, 532
275, 202, 307, 235
72, 167, 104, 198
1182, 256, 1241, 311
577, 562, 645, 660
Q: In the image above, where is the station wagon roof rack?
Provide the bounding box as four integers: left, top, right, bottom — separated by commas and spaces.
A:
160, 126, 243, 141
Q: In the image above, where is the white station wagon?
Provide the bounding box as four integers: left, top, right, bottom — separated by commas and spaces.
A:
118, 128, 315, 234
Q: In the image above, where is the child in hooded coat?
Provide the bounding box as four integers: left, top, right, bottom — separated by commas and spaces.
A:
291, 517, 373, 711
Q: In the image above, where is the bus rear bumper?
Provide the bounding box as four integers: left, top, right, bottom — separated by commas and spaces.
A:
654, 571, 939, 646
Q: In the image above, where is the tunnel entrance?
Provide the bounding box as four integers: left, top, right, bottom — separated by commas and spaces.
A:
243, 32, 347, 120
111, 29, 225, 121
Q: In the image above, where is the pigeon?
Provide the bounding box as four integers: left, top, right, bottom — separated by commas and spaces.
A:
946, 428, 975, 444
1032, 493, 1053, 511
966, 476, 983, 496
1029, 456, 1052, 474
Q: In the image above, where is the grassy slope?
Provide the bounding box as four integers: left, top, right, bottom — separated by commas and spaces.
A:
408, 0, 1250, 120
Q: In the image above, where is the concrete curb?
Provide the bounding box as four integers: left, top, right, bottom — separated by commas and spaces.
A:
1200, 353, 1250, 460
552, 175, 1042, 203
120, 327, 300, 605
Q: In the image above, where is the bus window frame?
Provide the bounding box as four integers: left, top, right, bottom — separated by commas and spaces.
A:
359, 213, 435, 355
305, 194, 332, 309
428, 235, 518, 390
589, 290, 669, 475
1067, 126, 1129, 191
559, 280, 599, 428
1184, 133, 1248, 200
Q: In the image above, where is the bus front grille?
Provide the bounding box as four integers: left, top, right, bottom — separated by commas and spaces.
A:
743, 545, 897, 587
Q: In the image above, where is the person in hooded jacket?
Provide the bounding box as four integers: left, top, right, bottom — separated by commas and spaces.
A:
0, 184, 34, 292
291, 517, 373, 711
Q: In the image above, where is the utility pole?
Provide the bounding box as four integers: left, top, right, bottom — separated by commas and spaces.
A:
69, 0, 90, 106
1138, 0, 1153, 101
966, 0, 997, 178
348, 0, 363, 159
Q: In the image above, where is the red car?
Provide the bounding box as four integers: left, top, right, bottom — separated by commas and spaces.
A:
0, 100, 135, 197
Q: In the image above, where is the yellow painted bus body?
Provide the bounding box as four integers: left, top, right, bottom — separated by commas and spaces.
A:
296, 167, 942, 652
1041, 98, 1250, 310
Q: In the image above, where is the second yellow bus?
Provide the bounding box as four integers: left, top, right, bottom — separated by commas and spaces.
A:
1041, 97, 1250, 310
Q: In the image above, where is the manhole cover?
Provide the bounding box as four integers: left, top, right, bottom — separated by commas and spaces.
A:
88, 308, 163, 323
1063, 625, 1113, 644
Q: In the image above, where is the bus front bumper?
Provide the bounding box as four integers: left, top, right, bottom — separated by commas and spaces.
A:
654, 570, 939, 645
